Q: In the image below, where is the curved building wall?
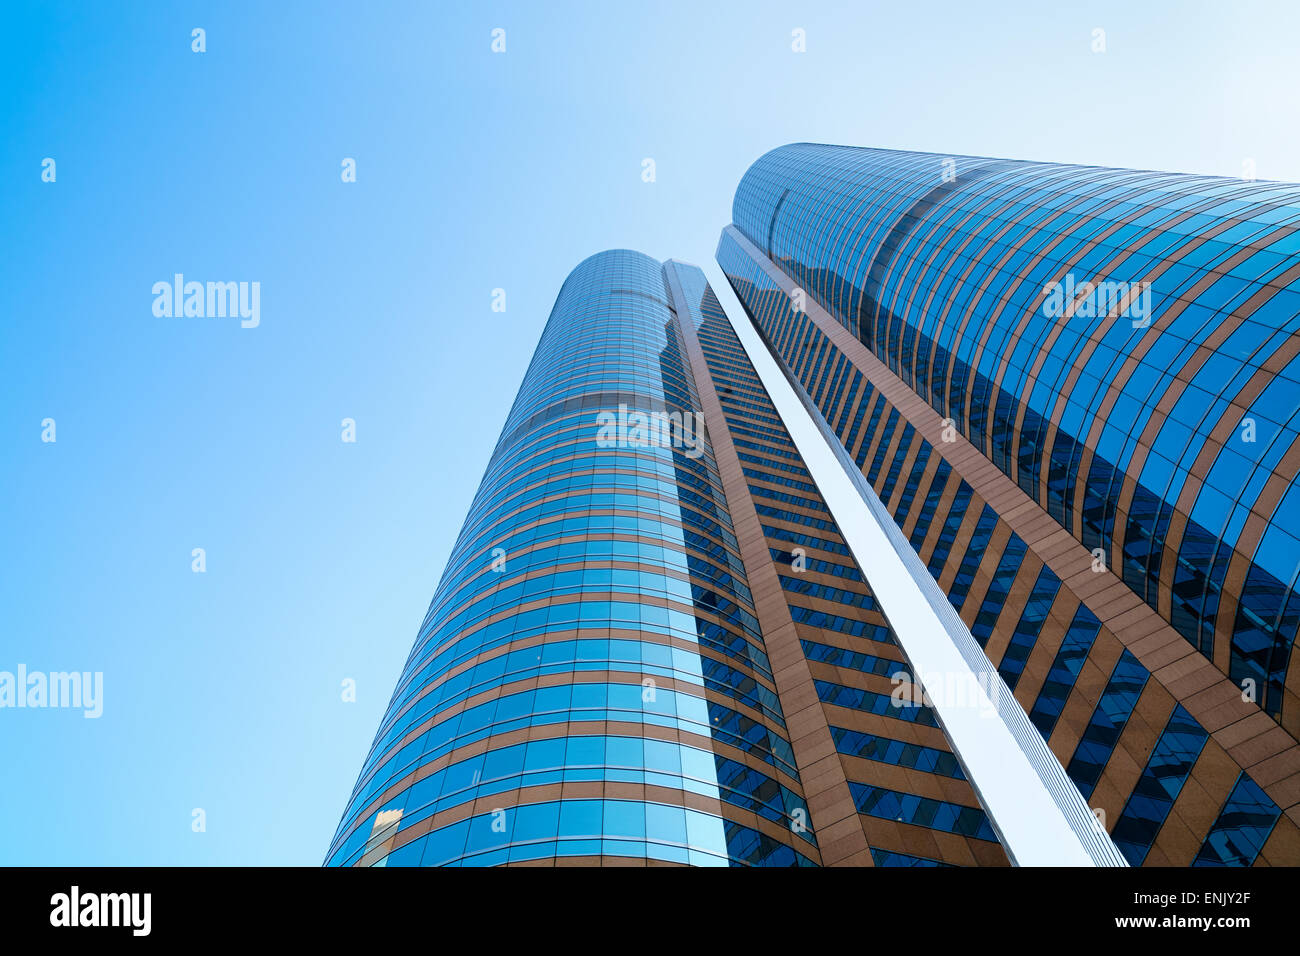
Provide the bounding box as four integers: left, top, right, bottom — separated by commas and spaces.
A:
325, 250, 816, 867
731, 144, 1300, 730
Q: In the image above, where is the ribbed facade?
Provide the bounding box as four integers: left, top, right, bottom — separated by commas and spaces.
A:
717, 143, 1300, 866
327, 250, 1030, 867
326, 250, 820, 867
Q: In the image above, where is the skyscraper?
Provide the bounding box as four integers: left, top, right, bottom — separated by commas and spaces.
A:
328, 144, 1300, 868
717, 144, 1300, 866
326, 248, 1089, 867
326, 250, 824, 866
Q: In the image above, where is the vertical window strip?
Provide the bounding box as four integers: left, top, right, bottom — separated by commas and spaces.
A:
1066, 650, 1151, 800
1027, 606, 1101, 739
1111, 704, 1209, 865
997, 566, 1062, 689
1192, 772, 1281, 867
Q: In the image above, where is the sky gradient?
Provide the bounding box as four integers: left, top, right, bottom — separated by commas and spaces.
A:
3, 0, 1300, 865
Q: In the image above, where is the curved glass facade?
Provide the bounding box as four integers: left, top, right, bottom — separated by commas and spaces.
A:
323, 148, 1299, 867
730, 144, 1300, 730
325, 250, 817, 867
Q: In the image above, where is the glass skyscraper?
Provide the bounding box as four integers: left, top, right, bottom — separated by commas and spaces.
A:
326, 249, 1017, 867
326, 250, 813, 866
329, 144, 1300, 867
717, 144, 1300, 867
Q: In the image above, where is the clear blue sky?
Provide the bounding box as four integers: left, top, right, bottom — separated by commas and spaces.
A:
3, 0, 1298, 865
